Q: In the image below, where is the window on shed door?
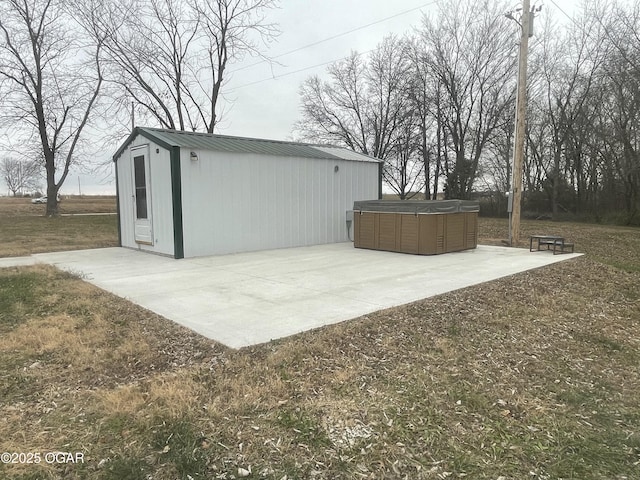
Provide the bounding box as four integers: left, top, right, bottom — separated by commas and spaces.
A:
133, 155, 148, 219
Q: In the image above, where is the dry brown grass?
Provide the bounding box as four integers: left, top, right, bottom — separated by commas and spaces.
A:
0, 196, 116, 217
0, 264, 224, 459
1, 219, 639, 479
0, 196, 118, 258
0, 215, 118, 258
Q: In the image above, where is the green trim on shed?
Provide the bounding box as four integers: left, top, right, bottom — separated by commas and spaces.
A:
170, 146, 184, 259
115, 161, 122, 246
112, 127, 175, 162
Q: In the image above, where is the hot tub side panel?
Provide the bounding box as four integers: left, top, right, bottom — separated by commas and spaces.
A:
446, 213, 465, 252
378, 213, 397, 251
465, 212, 478, 249
417, 214, 442, 255
354, 211, 478, 255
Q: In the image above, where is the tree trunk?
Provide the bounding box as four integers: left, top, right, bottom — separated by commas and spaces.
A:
45, 158, 59, 217
45, 188, 59, 216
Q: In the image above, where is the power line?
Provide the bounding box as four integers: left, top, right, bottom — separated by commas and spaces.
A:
227, 2, 437, 92
547, 0, 608, 46
229, 1, 437, 74
227, 48, 374, 92
543, 1, 604, 57
547, 0, 580, 29
548, 0, 639, 71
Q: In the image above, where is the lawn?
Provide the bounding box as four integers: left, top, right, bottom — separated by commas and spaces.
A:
0, 214, 639, 479
0, 196, 117, 217
0, 196, 118, 257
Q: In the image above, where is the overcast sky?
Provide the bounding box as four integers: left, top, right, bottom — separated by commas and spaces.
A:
218, 0, 435, 140
2, 0, 581, 195
218, 0, 584, 142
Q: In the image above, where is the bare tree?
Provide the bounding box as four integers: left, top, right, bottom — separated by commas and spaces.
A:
1, 157, 42, 196
297, 36, 423, 196
418, 0, 516, 200
0, 0, 104, 216
297, 53, 373, 154
532, 4, 609, 218
594, 1, 640, 222
194, 0, 279, 132
481, 106, 514, 194
383, 119, 425, 199
97, 0, 278, 133
392, 0, 639, 222
406, 39, 439, 199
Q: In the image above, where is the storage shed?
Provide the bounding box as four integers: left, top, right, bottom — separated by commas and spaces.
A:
113, 127, 382, 259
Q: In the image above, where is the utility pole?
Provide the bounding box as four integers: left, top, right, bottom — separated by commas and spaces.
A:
510, 0, 531, 246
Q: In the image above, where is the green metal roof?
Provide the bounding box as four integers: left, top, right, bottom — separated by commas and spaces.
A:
113, 127, 381, 163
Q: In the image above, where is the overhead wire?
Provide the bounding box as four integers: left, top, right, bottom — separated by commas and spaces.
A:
547, 0, 611, 47
226, 49, 375, 92
547, 0, 581, 30
548, 0, 640, 72
226, 1, 437, 91
230, 1, 437, 74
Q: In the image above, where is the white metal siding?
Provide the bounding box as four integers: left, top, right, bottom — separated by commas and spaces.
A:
116, 137, 174, 256
180, 150, 378, 257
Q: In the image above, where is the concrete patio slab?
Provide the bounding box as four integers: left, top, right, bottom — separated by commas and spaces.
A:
0, 255, 39, 268
20, 243, 582, 349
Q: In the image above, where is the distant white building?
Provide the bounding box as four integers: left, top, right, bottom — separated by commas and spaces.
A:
113, 127, 382, 258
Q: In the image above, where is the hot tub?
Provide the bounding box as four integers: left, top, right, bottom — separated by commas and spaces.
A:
353, 200, 480, 255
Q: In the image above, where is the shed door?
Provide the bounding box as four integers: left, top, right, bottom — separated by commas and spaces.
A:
131, 146, 153, 245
